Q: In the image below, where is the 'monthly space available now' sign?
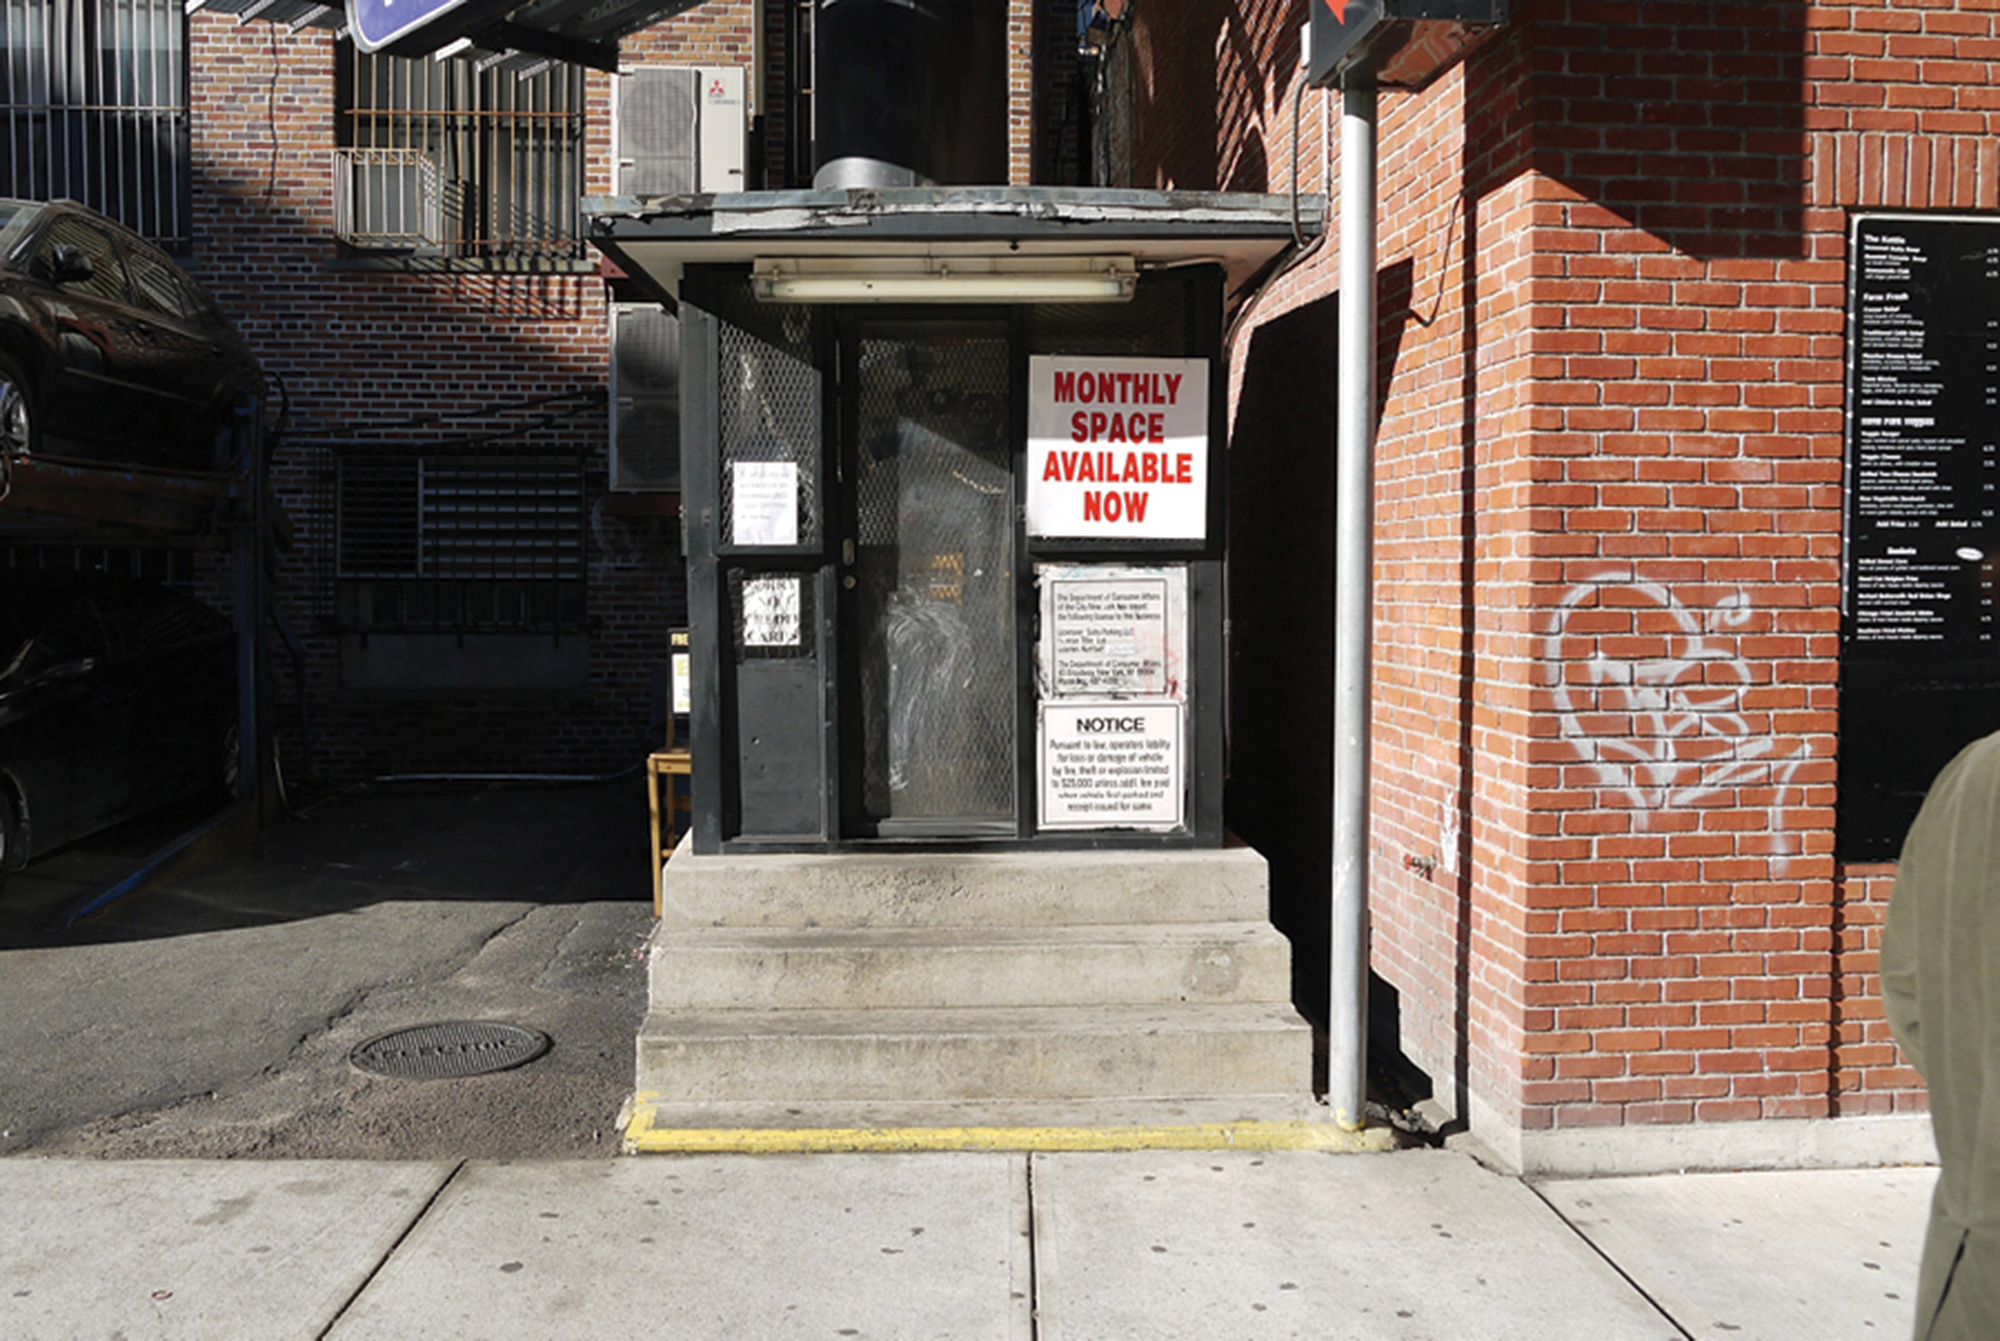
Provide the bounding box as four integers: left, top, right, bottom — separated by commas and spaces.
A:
1026, 356, 1209, 541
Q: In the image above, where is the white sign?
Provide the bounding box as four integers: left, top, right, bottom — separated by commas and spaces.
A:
671, 650, 692, 716
1026, 356, 1209, 540
1038, 566, 1187, 699
741, 576, 801, 647
732, 460, 799, 546
1039, 701, 1185, 831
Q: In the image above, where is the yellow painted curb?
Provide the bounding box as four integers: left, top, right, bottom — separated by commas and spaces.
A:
622, 1094, 1398, 1155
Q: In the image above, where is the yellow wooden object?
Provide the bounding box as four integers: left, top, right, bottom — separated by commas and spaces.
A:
647, 746, 692, 915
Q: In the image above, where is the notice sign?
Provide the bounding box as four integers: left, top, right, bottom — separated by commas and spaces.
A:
1038, 565, 1187, 699
1039, 701, 1185, 831
1027, 356, 1209, 540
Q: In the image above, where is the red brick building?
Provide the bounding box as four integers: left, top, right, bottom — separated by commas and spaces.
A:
161, 0, 1079, 783
1106, 0, 1972, 1172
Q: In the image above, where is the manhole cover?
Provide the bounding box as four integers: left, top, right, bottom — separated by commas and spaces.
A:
349, 1021, 550, 1079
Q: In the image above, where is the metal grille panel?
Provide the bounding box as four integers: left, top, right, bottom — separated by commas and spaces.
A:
853, 333, 1014, 823
335, 43, 585, 262
610, 303, 681, 491
334, 453, 585, 632
718, 312, 821, 548
0, 0, 189, 244
617, 67, 697, 196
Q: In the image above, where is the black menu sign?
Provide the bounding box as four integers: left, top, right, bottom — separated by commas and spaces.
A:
1842, 214, 2000, 857
1847, 216, 2000, 646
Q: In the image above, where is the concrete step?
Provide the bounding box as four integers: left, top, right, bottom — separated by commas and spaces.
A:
657, 844, 1271, 929
634, 1003, 1314, 1105
623, 1094, 1332, 1141
648, 922, 1296, 1012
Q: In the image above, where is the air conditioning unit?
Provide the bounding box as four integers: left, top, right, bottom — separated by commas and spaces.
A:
610, 302, 681, 493
332, 148, 447, 251
615, 66, 747, 196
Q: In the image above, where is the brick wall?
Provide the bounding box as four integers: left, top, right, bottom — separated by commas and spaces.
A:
1138, 0, 1975, 1156
186, 10, 747, 785
181, 2, 1074, 788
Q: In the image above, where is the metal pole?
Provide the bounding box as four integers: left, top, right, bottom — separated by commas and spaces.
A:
1329, 81, 1377, 1131
235, 394, 267, 818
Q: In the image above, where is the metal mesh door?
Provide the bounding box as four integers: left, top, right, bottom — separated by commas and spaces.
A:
853, 332, 1014, 825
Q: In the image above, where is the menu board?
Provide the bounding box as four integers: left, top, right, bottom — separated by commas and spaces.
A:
1841, 214, 2000, 857
1846, 216, 2000, 648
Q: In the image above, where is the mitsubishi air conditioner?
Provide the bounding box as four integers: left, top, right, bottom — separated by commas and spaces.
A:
614, 65, 747, 196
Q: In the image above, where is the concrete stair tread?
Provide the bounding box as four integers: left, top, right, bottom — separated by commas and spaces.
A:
659, 845, 1272, 928
649, 921, 1298, 1012
649, 922, 1289, 949
626, 1094, 1330, 1135
636, 1002, 1314, 1104
639, 1002, 1310, 1038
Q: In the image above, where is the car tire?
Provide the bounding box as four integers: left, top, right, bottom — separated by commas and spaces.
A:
0, 353, 37, 459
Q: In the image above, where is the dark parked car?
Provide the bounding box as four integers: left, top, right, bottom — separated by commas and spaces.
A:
0, 199, 263, 474
0, 571, 238, 887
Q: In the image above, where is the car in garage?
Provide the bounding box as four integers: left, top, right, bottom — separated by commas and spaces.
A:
0, 199, 264, 474
0, 570, 238, 888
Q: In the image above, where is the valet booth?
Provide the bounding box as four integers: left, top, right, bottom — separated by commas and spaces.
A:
593, 188, 1339, 1138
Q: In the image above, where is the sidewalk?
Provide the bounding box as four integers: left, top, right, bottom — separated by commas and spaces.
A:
0, 1147, 1933, 1340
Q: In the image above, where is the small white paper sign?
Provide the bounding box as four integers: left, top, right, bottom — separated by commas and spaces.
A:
732, 460, 799, 546
742, 576, 801, 647
1038, 566, 1188, 700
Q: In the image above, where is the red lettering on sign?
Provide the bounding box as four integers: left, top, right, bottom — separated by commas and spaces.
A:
1080, 490, 1151, 524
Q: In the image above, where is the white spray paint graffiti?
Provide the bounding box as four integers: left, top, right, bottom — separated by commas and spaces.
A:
1547, 571, 1809, 861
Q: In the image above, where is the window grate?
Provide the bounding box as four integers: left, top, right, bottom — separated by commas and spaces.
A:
335, 453, 586, 633
334, 42, 585, 263
0, 0, 189, 245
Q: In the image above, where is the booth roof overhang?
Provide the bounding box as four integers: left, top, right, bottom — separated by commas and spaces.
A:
585, 187, 1323, 313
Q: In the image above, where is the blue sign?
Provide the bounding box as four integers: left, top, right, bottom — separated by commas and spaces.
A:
347, 0, 479, 53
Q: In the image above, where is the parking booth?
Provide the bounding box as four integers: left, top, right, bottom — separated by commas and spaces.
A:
589, 188, 1331, 1135
592, 189, 1312, 855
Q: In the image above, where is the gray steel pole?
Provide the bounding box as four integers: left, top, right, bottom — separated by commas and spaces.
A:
1329, 81, 1377, 1130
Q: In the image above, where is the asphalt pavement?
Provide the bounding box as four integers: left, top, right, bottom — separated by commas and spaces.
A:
0, 778, 1941, 1338
0, 776, 655, 1158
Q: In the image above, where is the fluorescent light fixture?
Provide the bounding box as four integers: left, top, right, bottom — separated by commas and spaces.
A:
751, 258, 1137, 304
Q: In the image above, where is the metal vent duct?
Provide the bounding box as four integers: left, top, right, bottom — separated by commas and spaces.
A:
812, 0, 1007, 189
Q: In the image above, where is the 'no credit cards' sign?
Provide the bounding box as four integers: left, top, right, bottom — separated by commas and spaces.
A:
1026, 356, 1209, 541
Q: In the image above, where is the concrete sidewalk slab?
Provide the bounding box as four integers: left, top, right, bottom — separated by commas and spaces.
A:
1028, 1147, 1679, 1341
0, 1158, 453, 1341
1536, 1165, 1936, 1340
324, 1155, 1031, 1340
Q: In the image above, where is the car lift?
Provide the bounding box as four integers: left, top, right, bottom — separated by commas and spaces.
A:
0, 408, 274, 926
